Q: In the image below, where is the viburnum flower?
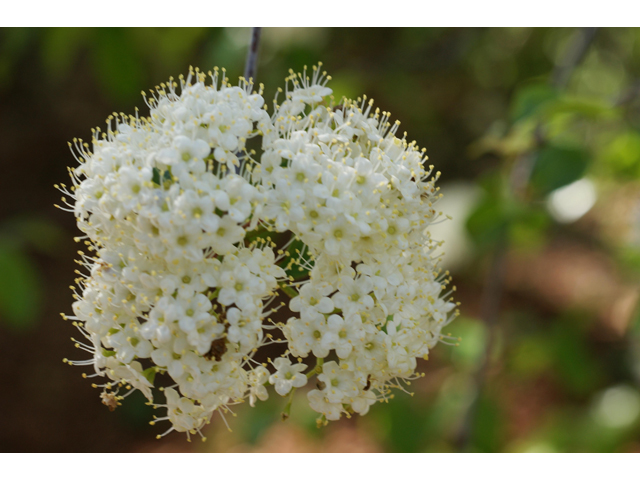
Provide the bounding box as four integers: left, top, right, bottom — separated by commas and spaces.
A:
58, 62, 458, 439
268, 357, 308, 396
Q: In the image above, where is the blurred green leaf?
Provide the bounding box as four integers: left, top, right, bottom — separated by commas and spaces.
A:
0, 239, 42, 330
450, 317, 487, 370
117, 389, 154, 430
470, 392, 504, 452
509, 335, 553, 377
615, 247, 640, 281
41, 28, 91, 79
237, 394, 280, 444
382, 394, 429, 452
329, 72, 365, 103
465, 173, 513, 248
600, 131, 640, 180
131, 28, 208, 71
142, 367, 157, 385
545, 96, 616, 120
508, 206, 550, 251
466, 195, 514, 248
5, 216, 65, 256
92, 28, 144, 102
510, 83, 557, 122
551, 320, 601, 396
530, 145, 589, 195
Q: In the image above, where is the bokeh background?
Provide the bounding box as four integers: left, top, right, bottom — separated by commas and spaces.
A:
2, 27, 640, 452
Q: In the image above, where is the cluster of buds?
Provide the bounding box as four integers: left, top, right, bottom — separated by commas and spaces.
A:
58, 64, 458, 440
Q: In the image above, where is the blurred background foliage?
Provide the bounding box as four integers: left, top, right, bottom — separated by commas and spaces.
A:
2, 27, 640, 452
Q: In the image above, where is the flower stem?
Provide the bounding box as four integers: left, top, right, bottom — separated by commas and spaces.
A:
281, 387, 296, 421
306, 357, 324, 378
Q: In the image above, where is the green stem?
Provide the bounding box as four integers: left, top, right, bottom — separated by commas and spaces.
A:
282, 388, 296, 421
207, 287, 220, 300
306, 357, 324, 378
279, 284, 299, 299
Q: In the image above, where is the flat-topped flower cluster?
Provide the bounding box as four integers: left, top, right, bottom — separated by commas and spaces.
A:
58, 64, 458, 440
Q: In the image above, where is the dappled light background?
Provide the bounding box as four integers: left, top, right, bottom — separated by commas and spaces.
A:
2, 27, 640, 452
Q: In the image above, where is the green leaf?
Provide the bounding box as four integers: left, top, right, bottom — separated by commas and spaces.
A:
508, 206, 550, 252
449, 317, 488, 371
131, 28, 208, 71
465, 196, 510, 248
600, 131, 640, 180
41, 28, 91, 79
545, 96, 615, 120
550, 320, 601, 396
509, 335, 553, 377
151, 167, 162, 186
0, 239, 42, 330
381, 315, 393, 334
470, 392, 504, 452
510, 83, 557, 122
283, 236, 313, 280
151, 167, 171, 187
4, 216, 64, 256
530, 145, 589, 195
92, 28, 144, 103
116, 389, 154, 429
383, 394, 429, 452
142, 367, 157, 385
616, 246, 640, 276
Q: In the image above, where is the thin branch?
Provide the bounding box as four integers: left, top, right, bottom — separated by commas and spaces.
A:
509, 29, 599, 196
453, 236, 507, 450
551, 27, 598, 90
243, 27, 262, 83
236, 27, 262, 175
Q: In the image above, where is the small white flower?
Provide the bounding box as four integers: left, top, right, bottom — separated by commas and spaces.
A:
289, 282, 334, 317
269, 357, 308, 396
248, 366, 269, 407
317, 361, 358, 404
307, 388, 343, 421
285, 312, 330, 358
321, 314, 366, 359
332, 275, 374, 317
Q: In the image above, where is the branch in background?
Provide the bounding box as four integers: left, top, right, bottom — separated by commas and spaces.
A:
511, 28, 599, 196
244, 27, 263, 83
551, 27, 598, 91
454, 235, 507, 450
454, 27, 599, 452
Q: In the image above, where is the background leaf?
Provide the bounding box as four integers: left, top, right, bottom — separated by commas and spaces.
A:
530, 145, 589, 195
92, 28, 144, 103
510, 83, 557, 122
41, 28, 91, 80
4, 216, 65, 256
0, 239, 42, 331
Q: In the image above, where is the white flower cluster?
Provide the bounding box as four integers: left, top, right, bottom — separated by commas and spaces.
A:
59, 64, 458, 439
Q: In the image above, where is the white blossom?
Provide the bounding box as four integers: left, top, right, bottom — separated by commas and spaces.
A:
269, 357, 308, 396
60, 63, 458, 436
